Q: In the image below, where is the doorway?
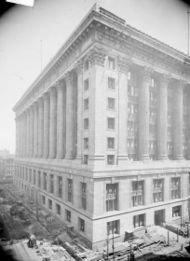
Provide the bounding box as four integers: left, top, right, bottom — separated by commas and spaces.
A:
154, 209, 165, 225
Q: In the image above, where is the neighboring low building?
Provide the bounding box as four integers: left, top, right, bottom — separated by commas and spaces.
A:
13, 4, 190, 249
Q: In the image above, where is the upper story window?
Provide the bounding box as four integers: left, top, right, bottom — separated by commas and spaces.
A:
84, 60, 90, 71
50, 174, 54, 194
107, 220, 120, 235
84, 118, 89, 130
83, 155, 88, 165
107, 117, 115, 130
67, 179, 73, 203
107, 137, 115, 149
107, 155, 115, 165
132, 180, 144, 207
66, 209, 71, 222
38, 171, 41, 188
172, 205, 181, 217
33, 170, 36, 185
84, 98, 89, 111
153, 179, 164, 203
42, 195, 46, 205
108, 77, 115, 90
48, 199, 52, 210
84, 79, 89, 91
79, 218, 85, 232
84, 138, 89, 150
57, 176, 62, 198
81, 182, 87, 210
107, 97, 115, 110
43, 172, 47, 191
56, 204, 61, 215
171, 177, 181, 199
108, 57, 115, 70
106, 183, 118, 211
133, 214, 145, 228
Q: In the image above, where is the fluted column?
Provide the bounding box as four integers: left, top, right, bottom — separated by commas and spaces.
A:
117, 58, 129, 163
49, 87, 57, 158
15, 118, 18, 156
65, 71, 77, 159
33, 103, 38, 157
157, 75, 169, 160
43, 93, 50, 158
26, 110, 30, 157
38, 98, 44, 157
56, 80, 66, 159
138, 67, 151, 160
30, 106, 34, 157
173, 80, 183, 160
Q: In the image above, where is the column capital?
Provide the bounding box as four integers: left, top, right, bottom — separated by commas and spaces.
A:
117, 56, 131, 73
75, 60, 84, 74
87, 47, 106, 67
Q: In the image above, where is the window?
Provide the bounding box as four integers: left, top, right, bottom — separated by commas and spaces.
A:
172, 206, 181, 217
127, 71, 131, 80
57, 176, 62, 198
84, 79, 89, 91
107, 137, 115, 149
107, 220, 120, 235
68, 179, 73, 203
107, 155, 115, 165
66, 210, 71, 222
48, 199, 52, 210
84, 60, 89, 71
56, 204, 61, 215
107, 97, 115, 110
50, 174, 54, 194
108, 77, 115, 89
42, 195, 46, 205
38, 171, 41, 188
43, 172, 47, 190
108, 57, 115, 70
153, 179, 164, 203
79, 218, 85, 232
171, 177, 180, 199
33, 170, 36, 185
84, 118, 89, 129
81, 182, 87, 210
84, 138, 89, 150
132, 181, 144, 207
133, 214, 145, 228
84, 98, 89, 111
83, 155, 88, 165
106, 183, 118, 211
107, 117, 115, 130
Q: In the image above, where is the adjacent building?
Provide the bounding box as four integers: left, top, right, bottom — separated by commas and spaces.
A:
13, 5, 190, 248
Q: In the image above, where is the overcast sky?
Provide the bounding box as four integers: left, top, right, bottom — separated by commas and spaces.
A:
0, 0, 188, 154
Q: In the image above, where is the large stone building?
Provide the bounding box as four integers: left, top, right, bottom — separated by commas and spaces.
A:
13, 5, 190, 248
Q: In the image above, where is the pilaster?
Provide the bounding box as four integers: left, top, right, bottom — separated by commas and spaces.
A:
38, 98, 44, 157
49, 87, 57, 159
43, 93, 50, 158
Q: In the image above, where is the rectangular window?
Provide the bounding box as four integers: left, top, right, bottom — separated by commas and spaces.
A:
50, 174, 54, 194
48, 199, 52, 210
108, 77, 115, 89
84, 98, 89, 111
153, 179, 164, 203
133, 214, 145, 228
107, 137, 115, 149
56, 204, 61, 215
38, 171, 41, 188
68, 179, 73, 203
81, 182, 87, 210
79, 218, 85, 232
132, 181, 144, 207
43, 172, 47, 191
33, 170, 36, 185
106, 183, 118, 211
84, 60, 89, 71
57, 176, 62, 198
84, 118, 89, 130
108, 57, 115, 70
107, 97, 115, 110
107, 155, 115, 165
42, 195, 46, 205
83, 155, 88, 165
107, 220, 120, 235
84, 138, 89, 149
107, 117, 115, 130
172, 205, 181, 217
66, 210, 71, 222
171, 177, 180, 199
84, 79, 89, 91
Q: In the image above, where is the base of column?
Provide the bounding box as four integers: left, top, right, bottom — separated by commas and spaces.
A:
139, 154, 150, 161
158, 155, 168, 160
65, 152, 73, 160
175, 155, 184, 160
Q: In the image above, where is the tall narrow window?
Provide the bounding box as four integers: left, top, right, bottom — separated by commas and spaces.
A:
79, 218, 85, 232
84, 79, 89, 91
38, 171, 41, 188
132, 181, 144, 207
81, 182, 87, 210
68, 179, 73, 203
133, 214, 145, 228
171, 177, 180, 199
107, 220, 120, 235
50, 174, 54, 194
106, 183, 118, 211
107, 117, 115, 130
108, 57, 115, 70
153, 179, 164, 203
43, 172, 47, 191
108, 77, 115, 89
57, 176, 62, 198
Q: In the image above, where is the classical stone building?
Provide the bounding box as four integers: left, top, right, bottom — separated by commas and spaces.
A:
13, 5, 190, 248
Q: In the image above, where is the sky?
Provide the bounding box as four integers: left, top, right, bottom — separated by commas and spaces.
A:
0, 0, 189, 154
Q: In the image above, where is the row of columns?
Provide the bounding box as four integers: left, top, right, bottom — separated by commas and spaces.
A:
16, 70, 80, 160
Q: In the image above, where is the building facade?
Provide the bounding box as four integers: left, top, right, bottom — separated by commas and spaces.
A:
13, 5, 190, 249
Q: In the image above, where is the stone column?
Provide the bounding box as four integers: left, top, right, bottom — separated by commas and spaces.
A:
173, 80, 183, 160
186, 86, 190, 159
26, 110, 30, 157
43, 93, 50, 158
76, 62, 83, 161
49, 87, 57, 158
56, 80, 66, 159
33, 103, 38, 157
65, 71, 77, 159
157, 75, 169, 160
138, 67, 151, 160
117, 58, 129, 164
15, 118, 18, 156
30, 106, 34, 157
38, 98, 44, 157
